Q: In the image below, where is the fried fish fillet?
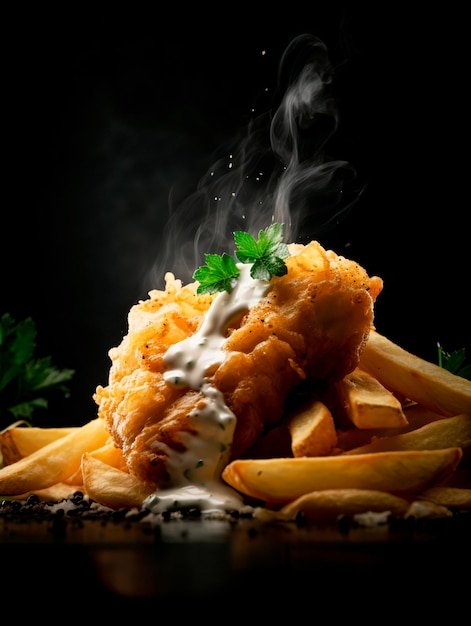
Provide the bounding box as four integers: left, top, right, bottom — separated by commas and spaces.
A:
94, 241, 383, 487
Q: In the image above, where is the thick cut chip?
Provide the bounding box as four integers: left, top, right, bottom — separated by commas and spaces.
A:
288, 398, 337, 457
0, 418, 109, 495
0, 426, 79, 466
81, 454, 154, 509
343, 412, 471, 459
273, 488, 411, 520
359, 330, 471, 416
7, 482, 79, 502
336, 404, 447, 452
418, 486, 471, 510
63, 467, 85, 487
335, 367, 408, 429
221, 448, 462, 504
88, 440, 127, 471
64, 439, 127, 486
402, 403, 451, 429
405, 499, 453, 519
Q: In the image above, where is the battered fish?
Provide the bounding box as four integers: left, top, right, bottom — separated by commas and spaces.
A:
94, 240, 383, 487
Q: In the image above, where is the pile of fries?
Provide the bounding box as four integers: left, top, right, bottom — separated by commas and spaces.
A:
1, 330, 470, 521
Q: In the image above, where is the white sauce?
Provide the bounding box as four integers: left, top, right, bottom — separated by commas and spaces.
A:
143, 264, 270, 515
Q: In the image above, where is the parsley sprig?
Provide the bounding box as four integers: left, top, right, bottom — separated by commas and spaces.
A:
193, 223, 290, 295
437, 343, 471, 380
0, 313, 75, 428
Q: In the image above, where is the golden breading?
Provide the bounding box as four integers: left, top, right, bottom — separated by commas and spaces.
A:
94, 241, 383, 487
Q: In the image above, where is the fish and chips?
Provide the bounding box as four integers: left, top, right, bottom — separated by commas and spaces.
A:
1, 233, 470, 523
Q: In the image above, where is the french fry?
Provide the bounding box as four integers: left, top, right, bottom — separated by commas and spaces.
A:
81, 454, 154, 509
63, 439, 127, 486
63, 467, 85, 486
335, 367, 409, 429
0, 418, 109, 495
337, 404, 448, 451
7, 483, 79, 502
221, 448, 462, 504
405, 499, 453, 519
272, 488, 411, 520
359, 330, 471, 416
342, 412, 471, 459
402, 403, 452, 429
88, 440, 127, 471
0, 426, 79, 466
288, 398, 337, 457
335, 404, 447, 452
418, 486, 471, 510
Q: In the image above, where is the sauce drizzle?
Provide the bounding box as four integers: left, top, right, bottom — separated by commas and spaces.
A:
143, 264, 270, 514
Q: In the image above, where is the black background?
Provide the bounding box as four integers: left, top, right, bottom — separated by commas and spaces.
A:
2, 4, 469, 426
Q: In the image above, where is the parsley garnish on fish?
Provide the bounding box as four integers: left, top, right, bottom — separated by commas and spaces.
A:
194, 223, 290, 294
193, 253, 240, 295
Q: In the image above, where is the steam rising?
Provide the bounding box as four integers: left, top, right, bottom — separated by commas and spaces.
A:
146, 34, 362, 289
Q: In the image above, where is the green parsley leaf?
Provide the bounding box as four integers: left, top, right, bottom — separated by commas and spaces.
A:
194, 253, 240, 294
193, 223, 290, 295
437, 343, 471, 380
0, 312, 75, 428
234, 223, 289, 281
